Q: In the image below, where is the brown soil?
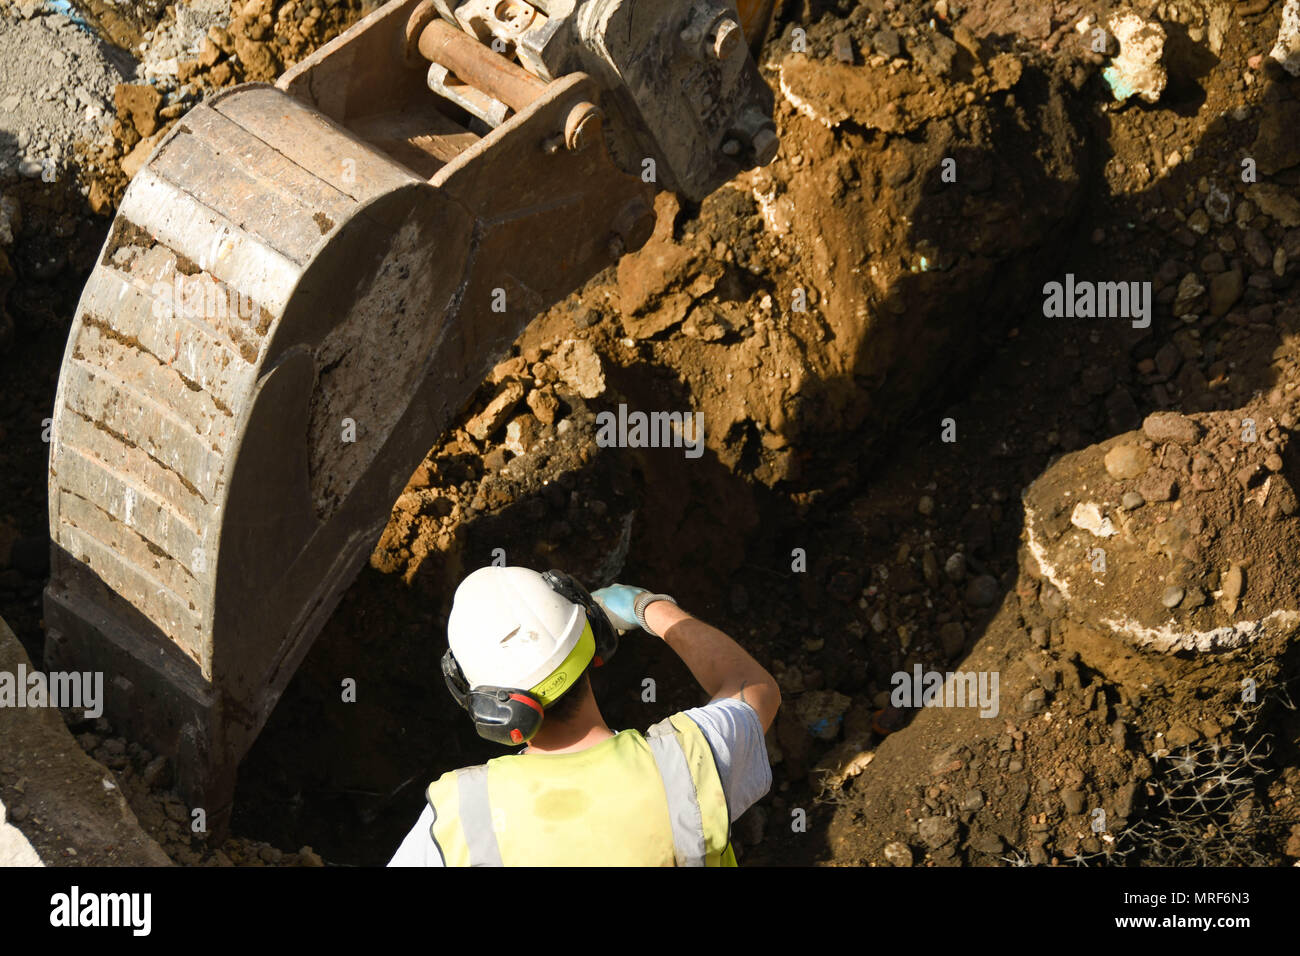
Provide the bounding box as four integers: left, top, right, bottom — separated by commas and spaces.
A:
3, 0, 1300, 866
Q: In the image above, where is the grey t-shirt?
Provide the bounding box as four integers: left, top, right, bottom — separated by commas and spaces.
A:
387, 696, 771, 866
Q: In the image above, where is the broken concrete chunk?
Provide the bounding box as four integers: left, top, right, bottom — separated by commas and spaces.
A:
548, 339, 605, 399
466, 381, 525, 441
1270, 0, 1300, 76
1071, 502, 1116, 538
504, 414, 541, 456
1102, 12, 1166, 104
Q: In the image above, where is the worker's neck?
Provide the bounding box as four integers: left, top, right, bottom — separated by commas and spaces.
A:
525, 701, 614, 754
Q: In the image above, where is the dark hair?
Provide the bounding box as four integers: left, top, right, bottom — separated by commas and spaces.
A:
543, 671, 593, 725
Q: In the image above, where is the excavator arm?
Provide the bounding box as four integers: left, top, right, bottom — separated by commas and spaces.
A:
736, 0, 779, 56
43, 0, 777, 835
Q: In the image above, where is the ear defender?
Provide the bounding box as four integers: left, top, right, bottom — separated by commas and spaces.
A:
442, 570, 616, 745
442, 648, 546, 745
541, 569, 619, 667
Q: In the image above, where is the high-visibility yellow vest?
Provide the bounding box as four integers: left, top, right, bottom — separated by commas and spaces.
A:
426, 712, 737, 866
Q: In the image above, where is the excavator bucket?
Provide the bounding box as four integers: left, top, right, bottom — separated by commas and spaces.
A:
43, 0, 776, 834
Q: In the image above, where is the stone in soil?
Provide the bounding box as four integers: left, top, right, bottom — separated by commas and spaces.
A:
883, 841, 913, 866
939, 622, 965, 659
1104, 443, 1150, 479
1060, 789, 1085, 815
964, 575, 1000, 608
1208, 269, 1244, 317
1142, 411, 1200, 445
1137, 469, 1177, 502
918, 815, 958, 848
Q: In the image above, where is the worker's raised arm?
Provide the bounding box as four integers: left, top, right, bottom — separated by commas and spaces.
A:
591, 584, 780, 732
644, 601, 781, 733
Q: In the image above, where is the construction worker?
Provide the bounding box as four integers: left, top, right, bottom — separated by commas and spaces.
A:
388, 565, 780, 866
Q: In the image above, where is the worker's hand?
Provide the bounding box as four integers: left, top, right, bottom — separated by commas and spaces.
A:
592, 584, 646, 633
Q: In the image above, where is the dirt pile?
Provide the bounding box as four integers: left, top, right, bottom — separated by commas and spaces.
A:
796, 0, 1300, 868
77, 712, 329, 866
165, 0, 383, 86
1025, 402, 1300, 652
371, 342, 641, 586
0, 6, 133, 182
373, 0, 1094, 597
4, 0, 1300, 867
135, 0, 232, 82
0, 615, 172, 865
826, 607, 1298, 866
811, 408, 1300, 869
75, 0, 381, 210
585, 24, 1088, 490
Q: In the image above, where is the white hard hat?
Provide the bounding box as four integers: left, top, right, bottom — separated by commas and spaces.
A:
447, 566, 593, 703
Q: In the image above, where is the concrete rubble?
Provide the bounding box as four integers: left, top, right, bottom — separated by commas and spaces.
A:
1102, 10, 1167, 104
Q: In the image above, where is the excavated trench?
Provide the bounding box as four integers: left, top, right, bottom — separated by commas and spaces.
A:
4, 0, 1300, 866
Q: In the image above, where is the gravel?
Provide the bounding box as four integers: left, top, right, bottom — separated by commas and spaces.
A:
0, 9, 134, 181
137, 0, 231, 82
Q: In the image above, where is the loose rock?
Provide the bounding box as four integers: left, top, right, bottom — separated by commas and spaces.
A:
1142, 411, 1200, 445
883, 841, 913, 866
918, 815, 959, 848
964, 574, 1000, 608
1104, 443, 1150, 479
